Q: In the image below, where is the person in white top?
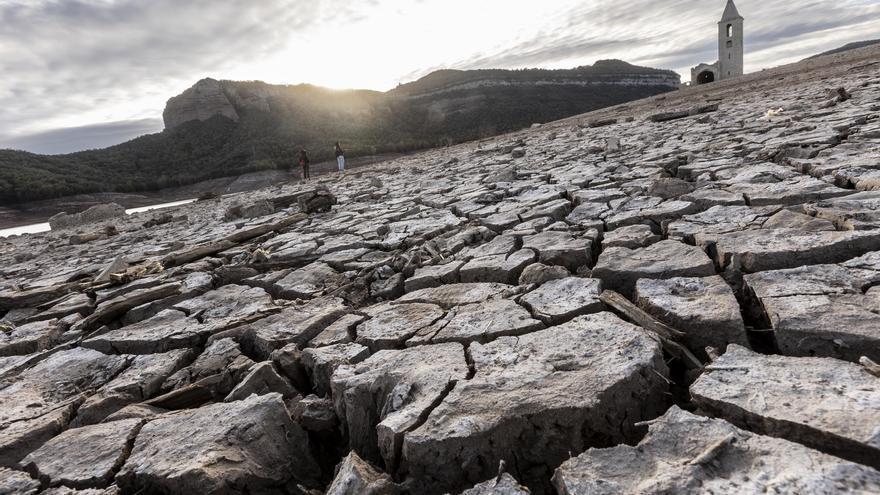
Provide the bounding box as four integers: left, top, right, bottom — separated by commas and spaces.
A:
334, 142, 345, 174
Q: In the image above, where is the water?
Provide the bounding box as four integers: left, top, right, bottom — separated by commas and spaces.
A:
0, 198, 197, 238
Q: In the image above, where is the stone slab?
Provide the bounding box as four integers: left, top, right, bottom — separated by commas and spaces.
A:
401, 312, 669, 493
692, 345, 880, 469
552, 406, 880, 494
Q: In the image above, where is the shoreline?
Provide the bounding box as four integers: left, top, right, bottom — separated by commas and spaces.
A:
0, 152, 406, 230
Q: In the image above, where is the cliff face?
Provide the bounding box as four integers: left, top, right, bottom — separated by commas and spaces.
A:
163, 78, 240, 130
162, 61, 680, 131
389, 61, 681, 98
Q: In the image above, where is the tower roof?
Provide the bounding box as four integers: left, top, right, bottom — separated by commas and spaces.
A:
720, 0, 743, 21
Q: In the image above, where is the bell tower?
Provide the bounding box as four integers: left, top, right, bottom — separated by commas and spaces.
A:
718, 0, 744, 79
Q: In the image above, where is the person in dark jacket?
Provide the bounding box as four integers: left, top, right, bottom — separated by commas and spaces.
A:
298, 148, 310, 182
334, 142, 345, 174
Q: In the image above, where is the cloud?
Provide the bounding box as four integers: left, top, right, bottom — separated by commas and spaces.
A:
0, 118, 163, 155
435, 0, 880, 77
0, 0, 324, 141
2, 0, 879, 154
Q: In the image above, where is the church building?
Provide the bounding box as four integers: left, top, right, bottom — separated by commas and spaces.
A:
691, 0, 744, 85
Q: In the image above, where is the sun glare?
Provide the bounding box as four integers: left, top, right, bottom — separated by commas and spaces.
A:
230, 0, 588, 91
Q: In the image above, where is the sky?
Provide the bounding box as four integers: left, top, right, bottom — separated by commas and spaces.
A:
1, 0, 879, 154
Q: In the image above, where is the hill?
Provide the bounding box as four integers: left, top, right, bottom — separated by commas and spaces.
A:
806, 39, 880, 60
0, 61, 679, 204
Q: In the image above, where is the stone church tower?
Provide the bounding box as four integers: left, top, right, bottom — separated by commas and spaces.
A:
691, 0, 745, 85
718, 0, 744, 79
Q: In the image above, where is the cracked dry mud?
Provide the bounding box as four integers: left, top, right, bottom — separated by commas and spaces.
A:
0, 45, 879, 494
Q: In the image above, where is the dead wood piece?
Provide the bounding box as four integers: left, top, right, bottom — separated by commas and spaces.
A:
224, 225, 274, 244
688, 433, 736, 466
270, 213, 308, 232
144, 373, 227, 410
161, 241, 236, 268
588, 118, 618, 128
648, 104, 719, 123
0, 282, 81, 311
78, 283, 181, 332
860, 356, 880, 378
600, 290, 703, 370
599, 290, 686, 339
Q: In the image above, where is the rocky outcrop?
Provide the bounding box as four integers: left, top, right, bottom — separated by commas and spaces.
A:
163, 78, 239, 130
48, 203, 125, 231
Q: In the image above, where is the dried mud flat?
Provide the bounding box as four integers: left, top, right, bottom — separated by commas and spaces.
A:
1, 45, 880, 495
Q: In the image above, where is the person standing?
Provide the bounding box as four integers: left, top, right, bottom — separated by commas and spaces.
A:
298, 148, 310, 182
335, 142, 346, 174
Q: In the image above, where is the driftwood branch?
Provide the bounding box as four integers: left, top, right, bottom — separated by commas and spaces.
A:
162, 213, 308, 267
688, 433, 736, 465
77, 283, 181, 333
599, 290, 685, 339
161, 241, 237, 268
144, 373, 228, 410
860, 356, 880, 378
599, 290, 703, 370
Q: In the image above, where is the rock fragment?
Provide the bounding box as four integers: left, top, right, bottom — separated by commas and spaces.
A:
521, 231, 591, 271
460, 249, 536, 285
602, 224, 660, 249
82, 310, 205, 355
743, 260, 880, 362
553, 406, 880, 494
0, 348, 128, 426
74, 349, 192, 426
356, 302, 445, 351
290, 395, 339, 433
242, 297, 348, 359
248, 262, 346, 300
692, 345, 880, 469
0, 319, 65, 357
517, 263, 570, 286
309, 313, 364, 347
401, 313, 669, 493
331, 343, 468, 471
519, 277, 604, 325
458, 473, 531, 495
161, 337, 254, 394
172, 284, 276, 322
592, 240, 716, 297
301, 343, 370, 396
325, 452, 398, 495
20, 419, 142, 489
698, 228, 880, 274
396, 283, 511, 308
116, 393, 321, 494
0, 467, 41, 494
407, 299, 544, 346
635, 276, 748, 360
225, 361, 299, 401
405, 261, 464, 292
